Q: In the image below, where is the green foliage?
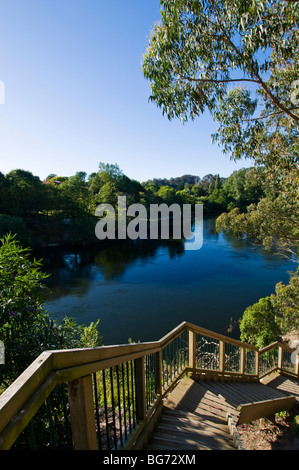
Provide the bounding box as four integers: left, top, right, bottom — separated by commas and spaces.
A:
5, 169, 45, 218
0, 214, 32, 246
0, 161, 268, 247
291, 415, 299, 436
0, 234, 102, 388
143, 0, 299, 258
273, 269, 299, 335
239, 269, 299, 347
142, 0, 298, 127
58, 172, 91, 221
216, 167, 299, 256
240, 297, 278, 348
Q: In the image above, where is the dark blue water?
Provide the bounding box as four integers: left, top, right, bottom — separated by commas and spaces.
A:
41, 218, 295, 345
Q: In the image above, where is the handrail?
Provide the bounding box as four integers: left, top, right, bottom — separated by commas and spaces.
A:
258, 339, 299, 379
0, 321, 298, 450
185, 321, 258, 351
259, 341, 295, 354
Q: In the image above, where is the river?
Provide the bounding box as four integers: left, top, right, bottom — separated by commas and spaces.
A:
40, 217, 295, 345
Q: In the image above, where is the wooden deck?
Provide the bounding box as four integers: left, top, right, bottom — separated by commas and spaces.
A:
144, 374, 299, 451
144, 376, 238, 450
261, 372, 299, 402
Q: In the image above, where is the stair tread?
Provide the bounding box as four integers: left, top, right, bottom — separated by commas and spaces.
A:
160, 413, 229, 432
156, 422, 232, 440
142, 375, 298, 450
151, 431, 235, 450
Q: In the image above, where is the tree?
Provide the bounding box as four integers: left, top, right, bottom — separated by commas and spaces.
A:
273, 268, 299, 335
239, 269, 299, 347
142, 0, 299, 257
157, 185, 179, 205
239, 296, 278, 348
222, 167, 264, 210
45, 173, 57, 181
5, 169, 45, 218
58, 172, 91, 222
142, 0, 298, 126
0, 234, 102, 387
216, 166, 299, 254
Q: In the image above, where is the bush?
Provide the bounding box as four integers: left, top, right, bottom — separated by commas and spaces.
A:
0, 214, 32, 246
240, 297, 278, 348
0, 234, 102, 389
239, 269, 299, 348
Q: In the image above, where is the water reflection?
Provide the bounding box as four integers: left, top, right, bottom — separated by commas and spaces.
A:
40, 218, 295, 345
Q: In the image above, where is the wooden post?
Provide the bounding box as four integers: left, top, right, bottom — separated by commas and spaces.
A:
67, 375, 98, 450
219, 341, 225, 374
255, 351, 259, 377
278, 346, 283, 372
296, 353, 299, 378
240, 347, 245, 376
188, 330, 196, 372
134, 357, 146, 421
155, 350, 162, 396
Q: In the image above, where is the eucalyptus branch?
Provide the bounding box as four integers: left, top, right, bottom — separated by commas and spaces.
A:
180, 75, 259, 84
209, 0, 299, 123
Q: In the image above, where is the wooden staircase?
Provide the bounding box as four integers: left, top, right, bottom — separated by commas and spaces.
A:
1, 321, 298, 450
143, 374, 299, 451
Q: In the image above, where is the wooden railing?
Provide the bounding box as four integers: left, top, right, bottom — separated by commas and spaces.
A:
259, 341, 299, 379
0, 321, 298, 450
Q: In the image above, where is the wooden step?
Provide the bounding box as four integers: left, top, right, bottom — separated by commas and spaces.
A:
262, 373, 299, 402
150, 429, 236, 450
237, 395, 297, 425
156, 421, 233, 443
143, 374, 299, 451
160, 411, 230, 433
198, 380, 290, 407
144, 376, 237, 450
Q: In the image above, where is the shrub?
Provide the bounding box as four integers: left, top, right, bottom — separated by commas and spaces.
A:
0, 234, 102, 389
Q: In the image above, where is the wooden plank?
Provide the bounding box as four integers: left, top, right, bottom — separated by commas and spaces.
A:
159, 322, 187, 348
128, 397, 163, 450
188, 331, 196, 371
157, 421, 231, 439
171, 384, 236, 417
163, 377, 237, 419
0, 352, 53, 435
219, 341, 225, 373
152, 434, 212, 450
240, 347, 245, 376
160, 414, 229, 434
55, 346, 161, 384
185, 322, 258, 351
237, 396, 296, 425
201, 380, 286, 406
67, 375, 98, 450
152, 431, 235, 450
0, 372, 57, 450
51, 341, 160, 371
162, 406, 233, 424
135, 357, 146, 421
155, 350, 162, 396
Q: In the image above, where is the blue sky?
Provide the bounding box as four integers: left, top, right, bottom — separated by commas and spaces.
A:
0, 0, 252, 183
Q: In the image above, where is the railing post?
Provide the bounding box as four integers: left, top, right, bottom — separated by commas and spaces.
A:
67, 375, 98, 450
219, 340, 225, 374
240, 347, 245, 376
278, 345, 283, 372
296, 353, 299, 378
155, 350, 162, 396
189, 330, 196, 372
255, 351, 259, 377
134, 357, 146, 421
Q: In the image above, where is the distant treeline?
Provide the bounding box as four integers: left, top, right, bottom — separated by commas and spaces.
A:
0, 163, 263, 248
